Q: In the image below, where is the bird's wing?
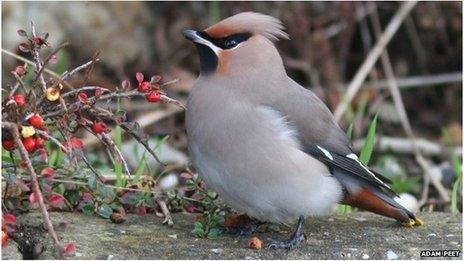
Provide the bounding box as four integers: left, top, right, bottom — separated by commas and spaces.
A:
269, 78, 394, 193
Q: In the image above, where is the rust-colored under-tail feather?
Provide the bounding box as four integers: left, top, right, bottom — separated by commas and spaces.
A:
343, 188, 410, 223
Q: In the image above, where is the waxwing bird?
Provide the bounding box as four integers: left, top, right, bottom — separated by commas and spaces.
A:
183, 12, 423, 249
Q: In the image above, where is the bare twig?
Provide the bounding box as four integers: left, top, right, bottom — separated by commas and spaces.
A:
119, 124, 165, 166
361, 72, 462, 90
156, 198, 174, 226
352, 136, 462, 157
333, 1, 418, 121
2, 122, 64, 257
101, 133, 132, 178
62, 86, 111, 98
368, 2, 450, 204
36, 129, 67, 151
30, 22, 48, 93
60, 58, 100, 82
1, 49, 62, 80
43, 86, 185, 119
404, 15, 428, 73
33, 42, 69, 85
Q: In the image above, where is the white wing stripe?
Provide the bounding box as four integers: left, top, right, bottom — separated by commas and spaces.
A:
345, 153, 391, 189
317, 145, 334, 160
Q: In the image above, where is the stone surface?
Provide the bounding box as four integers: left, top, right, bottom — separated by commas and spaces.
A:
2, 212, 462, 260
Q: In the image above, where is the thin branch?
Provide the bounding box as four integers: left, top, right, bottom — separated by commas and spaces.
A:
30, 21, 47, 93
361, 72, 462, 90
2, 122, 64, 257
36, 129, 67, 151
1, 48, 73, 90
333, 1, 418, 121
60, 59, 100, 82
1, 49, 60, 79
368, 2, 450, 204
33, 42, 69, 84
61, 86, 111, 98
352, 136, 462, 157
101, 133, 132, 177
156, 198, 174, 227
119, 124, 165, 166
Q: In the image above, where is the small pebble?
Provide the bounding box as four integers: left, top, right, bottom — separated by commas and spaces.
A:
427, 233, 437, 237
75, 253, 83, 257
107, 254, 114, 260
362, 253, 369, 259
386, 250, 398, 260
168, 234, 177, 239
210, 248, 223, 254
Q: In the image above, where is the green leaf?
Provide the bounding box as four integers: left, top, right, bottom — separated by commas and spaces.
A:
443, 129, 463, 214
114, 162, 124, 188
133, 154, 147, 184
64, 190, 81, 206
98, 203, 113, 219
82, 202, 95, 215
359, 113, 378, 165
346, 123, 354, 140
191, 222, 204, 237
207, 228, 219, 239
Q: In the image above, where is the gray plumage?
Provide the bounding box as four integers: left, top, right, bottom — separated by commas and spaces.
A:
185, 12, 418, 226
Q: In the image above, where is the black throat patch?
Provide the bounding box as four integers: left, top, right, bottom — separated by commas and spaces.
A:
195, 43, 218, 74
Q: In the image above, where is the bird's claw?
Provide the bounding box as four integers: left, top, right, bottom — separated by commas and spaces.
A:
267, 233, 306, 250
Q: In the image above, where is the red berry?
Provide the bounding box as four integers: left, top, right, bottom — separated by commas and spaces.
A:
2, 140, 15, 151
12, 95, 26, 107
28, 114, 44, 128
138, 81, 151, 93
146, 91, 161, 103
185, 205, 195, 213
22, 138, 36, 153
92, 122, 107, 134
2, 230, 8, 247
77, 92, 88, 103
35, 137, 45, 149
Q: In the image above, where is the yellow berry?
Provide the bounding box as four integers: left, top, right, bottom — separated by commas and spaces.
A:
21, 126, 36, 138
46, 87, 60, 101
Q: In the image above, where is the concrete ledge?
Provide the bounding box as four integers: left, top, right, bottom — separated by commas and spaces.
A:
2, 212, 462, 259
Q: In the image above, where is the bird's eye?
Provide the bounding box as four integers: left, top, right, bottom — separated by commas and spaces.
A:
224, 39, 238, 49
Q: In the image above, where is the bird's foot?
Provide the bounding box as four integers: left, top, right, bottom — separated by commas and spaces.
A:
267, 233, 306, 250
219, 215, 258, 236
267, 216, 306, 250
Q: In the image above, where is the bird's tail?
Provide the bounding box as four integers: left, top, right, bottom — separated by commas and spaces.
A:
342, 186, 423, 227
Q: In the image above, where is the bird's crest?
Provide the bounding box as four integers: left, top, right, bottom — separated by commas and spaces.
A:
205, 12, 289, 41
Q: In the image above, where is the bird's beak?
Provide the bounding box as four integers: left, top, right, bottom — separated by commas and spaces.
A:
183, 29, 220, 57
182, 30, 202, 43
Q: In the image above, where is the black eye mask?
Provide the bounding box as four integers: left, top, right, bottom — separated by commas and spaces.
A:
198, 31, 252, 49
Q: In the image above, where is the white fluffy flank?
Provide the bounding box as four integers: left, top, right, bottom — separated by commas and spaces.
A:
258, 106, 298, 142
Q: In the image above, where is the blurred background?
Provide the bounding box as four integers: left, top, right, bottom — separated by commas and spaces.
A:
2, 1, 462, 212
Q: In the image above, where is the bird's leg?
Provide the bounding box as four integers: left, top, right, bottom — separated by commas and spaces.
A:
267, 216, 306, 250
219, 215, 258, 236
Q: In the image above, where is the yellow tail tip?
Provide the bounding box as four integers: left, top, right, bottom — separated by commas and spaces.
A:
413, 217, 424, 226
401, 219, 415, 228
